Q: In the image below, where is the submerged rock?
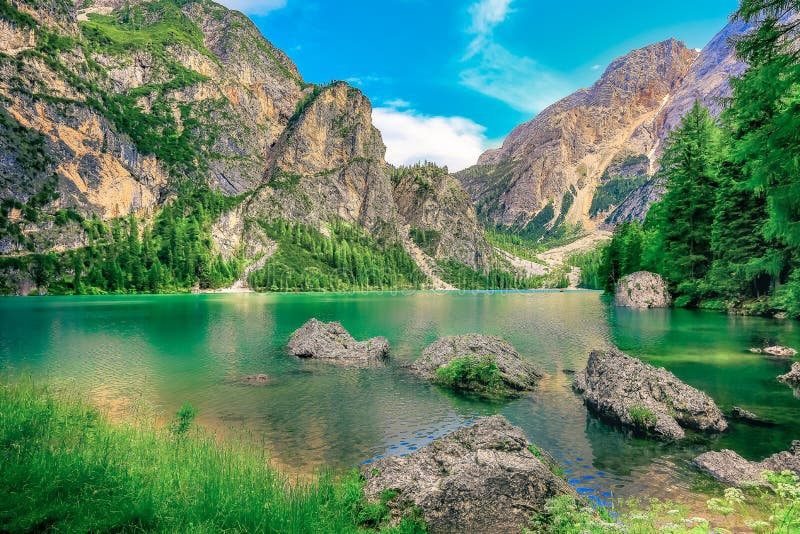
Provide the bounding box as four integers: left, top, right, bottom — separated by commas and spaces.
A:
573, 348, 727, 440
287, 319, 389, 365
614, 271, 671, 309
694, 441, 800, 487
410, 334, 543, 396
225, 373, 273, 386
778, 362, 800, 386
731, 406, 775, 427
362, 415, 576, 534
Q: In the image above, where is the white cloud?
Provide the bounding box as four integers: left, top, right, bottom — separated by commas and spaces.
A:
372, 105, 492, 172
465, 0, 513, 58
217, 0, 286, 15
384, 98, 411, 108
461, 0, 571, 115
460, 43, 571, 114
591, 64, 602, 70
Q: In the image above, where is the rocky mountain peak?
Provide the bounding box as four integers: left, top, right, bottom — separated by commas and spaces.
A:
459, 38, 697, 230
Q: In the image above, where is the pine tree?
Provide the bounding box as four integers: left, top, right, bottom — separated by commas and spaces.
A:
655, 101, 720, 304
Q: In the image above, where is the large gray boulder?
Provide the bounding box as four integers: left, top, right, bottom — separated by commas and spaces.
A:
287, 319, 389, 365
614, 271, 671, 308
573, 348, 727, 440
362, 415, 576, 534
410, 334, 543, 396
694, 441, 800, 487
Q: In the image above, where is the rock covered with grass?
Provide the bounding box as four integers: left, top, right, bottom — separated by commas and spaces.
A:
573, 348, 727, 440
287, 318, 389, 365
693, 441, 800, 487
614, 271, 671, 308
362, 415, 576, 534
410, 334, 543, 396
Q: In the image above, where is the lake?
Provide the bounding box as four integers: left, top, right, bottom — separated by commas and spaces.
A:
1, 291, 798, 504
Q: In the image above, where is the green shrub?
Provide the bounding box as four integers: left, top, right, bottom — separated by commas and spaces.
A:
410, 228, 441, 256
434, 354, 504, 394
526, 474, 800, 533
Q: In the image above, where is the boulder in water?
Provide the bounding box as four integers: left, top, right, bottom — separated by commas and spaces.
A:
362, 415, 576, 533
763, 345, 798, 358
287, 318, 389, 365
731, 406, 775, 427
614, 271, 671, 308
573, 348, 727, 440
410, 334, 543, 396
694, 441, 800, 487
779, 362, 800, 386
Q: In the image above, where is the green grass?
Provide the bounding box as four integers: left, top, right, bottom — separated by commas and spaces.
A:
0, 379, 426, 533
628, 404, 657, 427
0, 0, 37, 29
433, 354, 505, 395
79, 1, 213, 59
485, 229, 548, 263
526, 478, 800, 533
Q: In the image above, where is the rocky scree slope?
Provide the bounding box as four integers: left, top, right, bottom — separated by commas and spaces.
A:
0, 0, 492, 289
457, 21, 750, 234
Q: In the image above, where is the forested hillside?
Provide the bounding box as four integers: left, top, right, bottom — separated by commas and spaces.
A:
592, 0, 800, 317
0, 0, 528, 294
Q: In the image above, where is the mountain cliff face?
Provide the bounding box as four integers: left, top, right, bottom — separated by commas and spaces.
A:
0, 0, 491, 289
392, 164, 492, 270
606, 21, 749, 225
244, 82, 402, 239
458, 24, 749, 231
456, 39, 697, 231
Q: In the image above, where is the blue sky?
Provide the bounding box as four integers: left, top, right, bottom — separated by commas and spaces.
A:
220, 0, 739, 170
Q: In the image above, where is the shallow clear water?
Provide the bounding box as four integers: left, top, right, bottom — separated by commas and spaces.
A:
1, 291, 798, 503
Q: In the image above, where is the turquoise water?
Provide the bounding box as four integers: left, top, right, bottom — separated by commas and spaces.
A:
1, 291, 798, 502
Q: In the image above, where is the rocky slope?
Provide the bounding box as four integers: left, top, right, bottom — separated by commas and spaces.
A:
456, 39, 697, 231
0, 0, 492, 289
457, 21, 749, 232
391, 163, 492, 270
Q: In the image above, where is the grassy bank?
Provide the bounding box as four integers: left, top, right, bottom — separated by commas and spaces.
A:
0, 381, 424, 533
3, 380, 798, 533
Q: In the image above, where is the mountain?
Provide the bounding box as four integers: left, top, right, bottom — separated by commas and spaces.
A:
0, 0, 492, 293
606, 20, 749, 225
457, 23, 749, 233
